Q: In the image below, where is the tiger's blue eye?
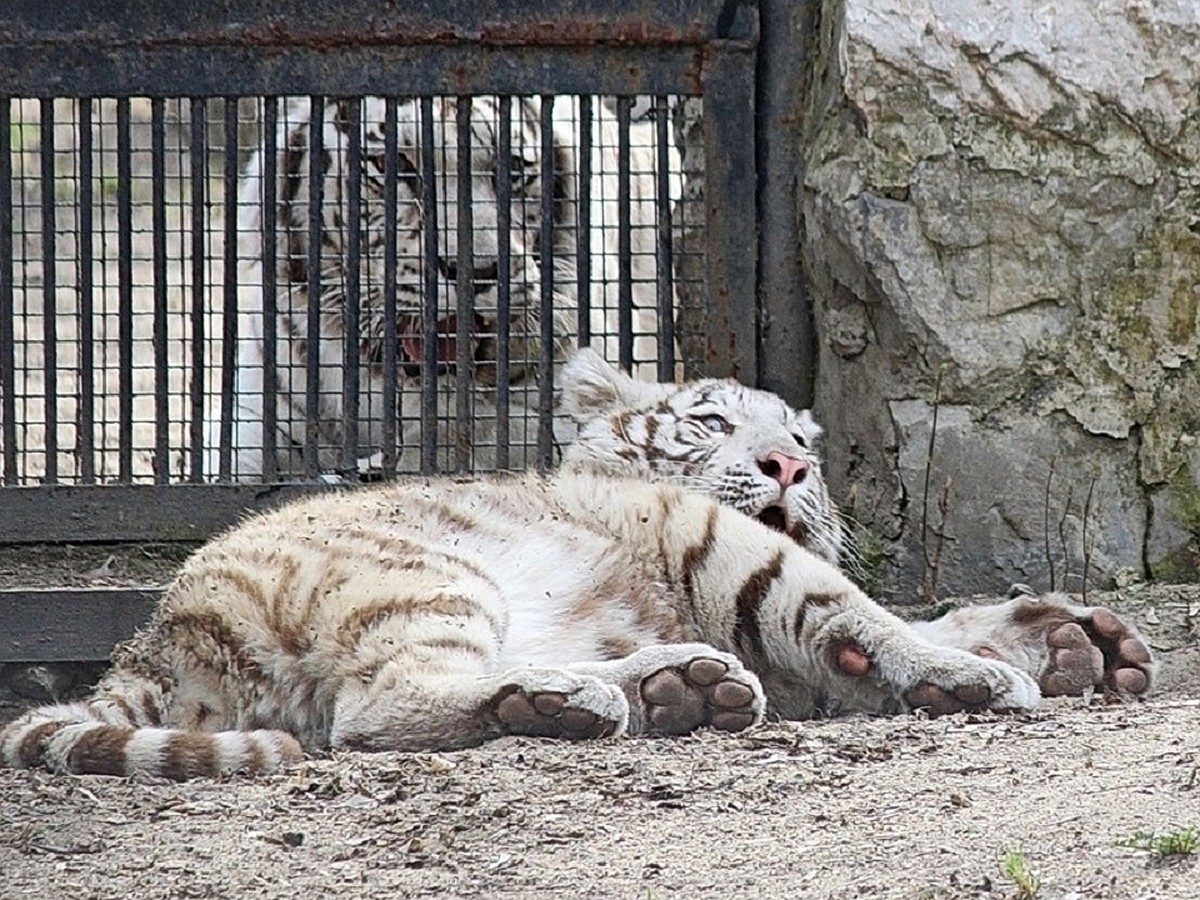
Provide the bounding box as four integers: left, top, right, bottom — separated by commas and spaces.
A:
698, 414, 731, 434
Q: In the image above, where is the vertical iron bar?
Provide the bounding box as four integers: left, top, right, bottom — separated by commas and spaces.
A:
116, 97, 134, 482
219, 98, 239, 481
150, 97, 169, 484
38, 98, 58, 483
380, 96, 398, 478
0, 99, 15, 483
419, 96, 439, 474
493, 96, 512, 469
616, 96, 633, 373
187, 98, 206, 482
453, 97, 474, 473
654, 95, 676, 382
77, 99, 95, 483
304, 95, 324, 479
536, 96, 555, 469
341, 98, 362, 475
261, 97, 279, 482
575, 95, 592, 347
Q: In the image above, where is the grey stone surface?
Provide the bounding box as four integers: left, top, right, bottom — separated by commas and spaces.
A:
800, 0, 1200, 596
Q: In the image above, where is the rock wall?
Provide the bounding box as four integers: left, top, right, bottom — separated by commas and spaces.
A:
800, 0, 1200, 598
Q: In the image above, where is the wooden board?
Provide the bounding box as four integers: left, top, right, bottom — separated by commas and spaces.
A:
0, 588, 160, 662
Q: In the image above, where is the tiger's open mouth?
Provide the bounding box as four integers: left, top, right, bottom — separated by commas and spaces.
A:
395, 314, 531, 386
398, 314, 486, 375
756, 505, 787, 533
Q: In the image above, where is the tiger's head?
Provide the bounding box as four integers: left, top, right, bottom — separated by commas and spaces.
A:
266, 95, 575, 383
559, 349, 844, 565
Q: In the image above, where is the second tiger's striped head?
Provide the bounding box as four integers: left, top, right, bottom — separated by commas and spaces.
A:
560, 349, 844, 565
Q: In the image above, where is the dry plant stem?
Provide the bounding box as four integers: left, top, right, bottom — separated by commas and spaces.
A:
1081, 476, 1097, 604
919, 368, 949, 601
1058, 483, 1075, 592
924, 478, 952, 602
1044, 455, 1058, 591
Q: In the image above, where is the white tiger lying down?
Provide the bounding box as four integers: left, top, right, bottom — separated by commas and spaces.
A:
2, 351, 1154, 779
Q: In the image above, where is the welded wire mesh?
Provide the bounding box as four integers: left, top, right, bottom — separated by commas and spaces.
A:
0, 94, 702, 485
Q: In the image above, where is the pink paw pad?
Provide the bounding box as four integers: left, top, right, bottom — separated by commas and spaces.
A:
1043, 608, 1154, 697
833, 642, 871, 677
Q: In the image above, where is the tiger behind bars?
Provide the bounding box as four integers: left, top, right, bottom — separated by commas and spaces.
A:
2, 351, 1154, 779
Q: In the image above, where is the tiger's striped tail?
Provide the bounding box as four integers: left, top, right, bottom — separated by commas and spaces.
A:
0, 672, 302, 780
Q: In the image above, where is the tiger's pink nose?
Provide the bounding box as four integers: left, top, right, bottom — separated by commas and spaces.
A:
759, 451, 809, 488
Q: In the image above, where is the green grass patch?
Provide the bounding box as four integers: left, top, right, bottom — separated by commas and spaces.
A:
1000, 845, 1040, 899
1117, 825, 1199, 859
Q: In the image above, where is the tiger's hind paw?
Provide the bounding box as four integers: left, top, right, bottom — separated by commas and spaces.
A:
913, 592, 1156, 702
493, 673, 628, 741
1041, 608, 1153, 698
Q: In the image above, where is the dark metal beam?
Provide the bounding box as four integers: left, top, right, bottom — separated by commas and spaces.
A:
699, 11, 761, 382
756, 0, 816, 408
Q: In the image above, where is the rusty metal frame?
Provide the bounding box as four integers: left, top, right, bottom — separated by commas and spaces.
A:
0, 1, 738, 97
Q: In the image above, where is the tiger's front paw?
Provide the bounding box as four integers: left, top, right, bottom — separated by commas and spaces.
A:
902, 653, 1041, 716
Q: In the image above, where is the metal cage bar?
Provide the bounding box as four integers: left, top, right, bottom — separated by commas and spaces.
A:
453, 97, 476, 474
418, 95, 440, 473
380, 96, 400, 480
654, 95, 677, 382
116, 97, 135, 482
77, 99, 97, 484
303, 94, 326, 480
187, 99, 208, 484
493, 95, 513, 469
150, 97, 170, 484
0, 99, 13, 484
536, 96, 556, 470
37, 98, 58, 484
341, 97, 364, 476
615, 96, 634, 373
261, 97, 281, 483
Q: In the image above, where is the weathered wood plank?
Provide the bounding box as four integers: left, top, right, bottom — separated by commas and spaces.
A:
0, 484, 335, 544
0, 588, 160, 662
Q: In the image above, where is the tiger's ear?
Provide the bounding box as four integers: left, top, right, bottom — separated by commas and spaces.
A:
559, 348, 668, 422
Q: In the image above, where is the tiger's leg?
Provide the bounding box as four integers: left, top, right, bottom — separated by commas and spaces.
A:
324, 577, 629, 752
329, 665, 629, 753
909, 591, 1154, 698
566, 644, 765, 736
769, 581, 1044, 717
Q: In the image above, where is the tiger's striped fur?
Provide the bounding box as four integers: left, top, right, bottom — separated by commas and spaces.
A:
208, 96, 677, 480
4, 350, 1043, 780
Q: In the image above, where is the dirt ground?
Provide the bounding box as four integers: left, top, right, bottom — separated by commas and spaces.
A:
1, 582, 1198, 900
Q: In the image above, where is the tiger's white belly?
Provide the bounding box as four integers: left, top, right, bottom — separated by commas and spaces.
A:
411, 504, 663, 669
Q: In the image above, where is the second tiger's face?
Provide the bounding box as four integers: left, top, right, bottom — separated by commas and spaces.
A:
275, 96, 573, 379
